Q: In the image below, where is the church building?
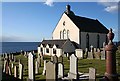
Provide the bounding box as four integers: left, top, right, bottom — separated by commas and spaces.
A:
38, 5, 108, 56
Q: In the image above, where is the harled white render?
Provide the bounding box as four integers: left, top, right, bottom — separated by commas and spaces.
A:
52, 13, 79, 44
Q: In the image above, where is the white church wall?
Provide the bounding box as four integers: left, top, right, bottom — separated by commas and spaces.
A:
56, 49, 63, 57
38, 47, 41, 54
52, 13, 80, 44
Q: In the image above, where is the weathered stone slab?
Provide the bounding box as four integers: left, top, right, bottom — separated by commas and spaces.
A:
19, 63, 23, 80
14, 66, 18, 78
68, 54, 78, 79
87, 52, 94, 59
89, 68, 96, 81
28, 52, 35, 81
42, 60, 47, 75
75, 49, 84, 59
46, 61, 58, 81
58, 63, 64, 78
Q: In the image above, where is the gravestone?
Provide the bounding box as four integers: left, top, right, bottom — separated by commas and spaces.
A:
11, 62, 14, 68
53, 55, 58, 63
35, 60, 39, 74
89, 68, 96, 81
101, 42, 106, 60
90, 45, 94, 52
101, 51, 106, 60
28, 52, 35, 81
19, 63, 23, 80
46, 61, 58, 81
87, 52, 94, 59
68, 54, 78, 79
58, 63, 64, 78
14, 66, 18, 78
75, 49, 84, 59
37, 57, 41, 67
94, 52, 100, 59
94, 48, 97, 52
3, 60, 7, 73
42, 60, 47, 75
85, 48, 88, 58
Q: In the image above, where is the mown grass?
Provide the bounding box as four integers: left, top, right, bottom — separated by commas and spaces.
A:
1, 49, 120, 81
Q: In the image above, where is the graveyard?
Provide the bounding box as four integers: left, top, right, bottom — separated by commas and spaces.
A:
1, 47, 120, 81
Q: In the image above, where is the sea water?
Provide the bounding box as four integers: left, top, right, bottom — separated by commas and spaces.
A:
0, 42, 39, 54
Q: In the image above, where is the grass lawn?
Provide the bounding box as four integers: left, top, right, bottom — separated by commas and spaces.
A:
1, 49, 120, 81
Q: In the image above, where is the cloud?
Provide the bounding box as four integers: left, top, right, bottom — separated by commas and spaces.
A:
98, 2, 119, 13
104, 5, 118, 13
44, 0, 54, 7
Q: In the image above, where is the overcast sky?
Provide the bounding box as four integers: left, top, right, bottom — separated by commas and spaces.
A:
1, 2, 119, 42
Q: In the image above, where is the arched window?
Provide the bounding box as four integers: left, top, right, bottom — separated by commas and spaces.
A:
63, 29, 66, 39
86, 33, 89, 49
60, 31, 62, 39
67, 30, 69, 39
97, 34, 100, 48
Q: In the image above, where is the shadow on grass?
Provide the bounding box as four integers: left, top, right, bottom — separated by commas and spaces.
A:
2, 73, 21, 81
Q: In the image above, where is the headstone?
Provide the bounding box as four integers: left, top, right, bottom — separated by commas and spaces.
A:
19, 63, 23, 80
8, 66, 12, 75
11, 63, 14, 68
46, 61, 58, 81
42, 60, 47, 75
53, 55, 58, 63
28, 52, 35, 81
14, 66, 18, 78
87, 52, 94, 59
89, 68, 96, 81
94, 48, 97, 52
101, 51, 106, 60
37, 57, 41, 67
58, 63, 64, 78
68, 54, 78, 79
35, 60, 39, 74
3, 60, 7, 73
90, 45, 93, 52
75, 49, 84, 59
101, 42, 106, 60
94, 52, 100, 59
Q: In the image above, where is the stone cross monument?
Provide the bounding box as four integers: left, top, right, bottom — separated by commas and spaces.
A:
104, 28, 118, 81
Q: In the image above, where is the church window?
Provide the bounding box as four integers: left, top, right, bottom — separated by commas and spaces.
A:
40, 48, 43, 52
97, 34, 100, 48
86, 33, 89, 49
53, 48, 56, 54
46, 48, 49, 53
67, 30, 69, 39
63, 21, 65, 26
60, 31, 62, 39
63, 29, 66, 39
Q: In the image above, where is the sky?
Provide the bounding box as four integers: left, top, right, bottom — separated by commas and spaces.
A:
1, 1, 119, 42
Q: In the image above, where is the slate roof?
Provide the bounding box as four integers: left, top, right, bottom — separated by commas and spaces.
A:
66, 13, 109, 34
39, 39, 68, 48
